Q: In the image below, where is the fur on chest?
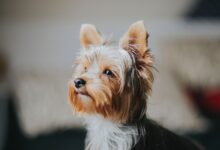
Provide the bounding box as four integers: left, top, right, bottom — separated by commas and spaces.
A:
84, 115, 141, 150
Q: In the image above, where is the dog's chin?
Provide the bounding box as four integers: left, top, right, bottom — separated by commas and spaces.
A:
69, 86, 96, 114
75, 91, 92, 103
69, 84, 115, 119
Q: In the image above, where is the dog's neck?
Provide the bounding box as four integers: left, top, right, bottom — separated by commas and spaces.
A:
84, 115, 141, 150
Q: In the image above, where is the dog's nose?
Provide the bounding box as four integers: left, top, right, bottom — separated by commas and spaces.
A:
74, 78, 86, 88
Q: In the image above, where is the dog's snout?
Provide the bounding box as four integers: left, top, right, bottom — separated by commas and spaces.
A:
74, 78, 86, 89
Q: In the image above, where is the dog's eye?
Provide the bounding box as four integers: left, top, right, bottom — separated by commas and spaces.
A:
103, 69, 113, 76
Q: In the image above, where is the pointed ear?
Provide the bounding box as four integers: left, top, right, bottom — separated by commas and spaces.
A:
120, 21, 149, 56
80, 24, 103, 48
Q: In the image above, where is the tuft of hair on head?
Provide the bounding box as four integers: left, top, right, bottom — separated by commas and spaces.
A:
119, 20, 154, 123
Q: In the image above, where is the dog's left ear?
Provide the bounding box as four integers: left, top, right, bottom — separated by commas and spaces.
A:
120, 21, 149, 57
80, 24, 103, 48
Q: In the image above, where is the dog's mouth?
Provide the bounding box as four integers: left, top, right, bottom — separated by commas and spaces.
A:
74, 90, 88, 96
74, 88, 91, 99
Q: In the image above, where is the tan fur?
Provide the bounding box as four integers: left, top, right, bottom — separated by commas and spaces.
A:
68, 82, 96, 113
120, 20, 149, 56
80, 24, 103, 48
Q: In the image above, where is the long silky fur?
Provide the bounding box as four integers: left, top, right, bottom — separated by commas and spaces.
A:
125, 44, 154, 123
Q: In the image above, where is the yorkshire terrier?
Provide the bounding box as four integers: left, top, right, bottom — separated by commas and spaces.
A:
68, 21, 202, 150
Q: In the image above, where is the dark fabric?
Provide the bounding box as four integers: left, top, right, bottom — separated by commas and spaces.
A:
132, 119, 202, 150
187, 0, 220, 19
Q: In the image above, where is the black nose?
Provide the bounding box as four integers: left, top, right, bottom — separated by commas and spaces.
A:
74, 78, 86, 88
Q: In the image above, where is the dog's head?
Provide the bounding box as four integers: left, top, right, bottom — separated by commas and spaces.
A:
69, 21, 154, 123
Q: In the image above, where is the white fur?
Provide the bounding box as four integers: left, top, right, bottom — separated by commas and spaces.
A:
84, 115, 140, 150
79, 46, 133, 90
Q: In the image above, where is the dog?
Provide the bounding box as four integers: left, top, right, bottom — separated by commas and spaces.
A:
68, 21, 202, 150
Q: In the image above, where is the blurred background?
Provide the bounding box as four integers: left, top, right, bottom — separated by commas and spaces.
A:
0, 0, 220, 150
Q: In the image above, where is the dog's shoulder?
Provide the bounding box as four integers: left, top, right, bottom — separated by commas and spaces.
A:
133, 119, 202, 150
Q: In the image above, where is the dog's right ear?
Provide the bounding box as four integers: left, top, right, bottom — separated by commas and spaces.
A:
80, 24, 103, 48
120, 21, 148, 57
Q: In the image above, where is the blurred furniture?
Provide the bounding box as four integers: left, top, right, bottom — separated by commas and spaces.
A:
3, 97, 86, 150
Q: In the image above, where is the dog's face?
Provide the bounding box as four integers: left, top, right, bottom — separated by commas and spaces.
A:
69, 21, 153, 123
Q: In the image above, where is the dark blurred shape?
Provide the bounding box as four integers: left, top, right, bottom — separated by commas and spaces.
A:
187, 0, 220, 19
200, 88, 220, 116
186, 87, 220, 118
0, 51, 9, 150
3, 97, 86, 150
184, 86, 220, 150
0, 52, 8, 80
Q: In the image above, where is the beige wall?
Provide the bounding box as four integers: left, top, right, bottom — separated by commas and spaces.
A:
1, 0, 195, 72
1, 0, 194, 20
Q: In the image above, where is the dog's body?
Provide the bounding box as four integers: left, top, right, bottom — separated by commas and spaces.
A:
133, 118, 200, 150
68, 21, 202, 150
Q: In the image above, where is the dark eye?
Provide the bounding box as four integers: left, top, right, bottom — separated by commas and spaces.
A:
103, 69, 113, 76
